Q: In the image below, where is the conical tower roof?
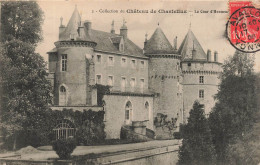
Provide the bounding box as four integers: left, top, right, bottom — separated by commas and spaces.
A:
178, 29, 207, 60
144, 27, 174, 54
60, 6, 81, 41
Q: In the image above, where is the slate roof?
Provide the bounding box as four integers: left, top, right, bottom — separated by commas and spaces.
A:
57, 7, 145, 58
59, 7, 82, 41
144, 27, 175, 54
89, 29, 145, 58
178, 29, 207, 61
110, 36, 122, 44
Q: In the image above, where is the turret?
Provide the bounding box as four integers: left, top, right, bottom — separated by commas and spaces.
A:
207, 49, 212, 61
120, 19, 127, 39
214, 51, 218, 62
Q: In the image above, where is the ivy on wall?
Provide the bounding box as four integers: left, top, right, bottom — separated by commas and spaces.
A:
49, 108, 106, 145
95, 84, 110, 106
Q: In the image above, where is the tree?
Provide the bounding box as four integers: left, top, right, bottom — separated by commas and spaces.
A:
0, 2, 51, 150
226, 111, 260, 165
209, 50, 257, 164
0, 40, 52, 149
178, 101, 216, 165
225, 73, 260, 165
1, 2, 43, 45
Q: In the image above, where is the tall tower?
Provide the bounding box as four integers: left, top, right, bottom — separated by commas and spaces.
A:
144, 27, 183, 127
48, 6, 97, 106
178, 29, 222, 121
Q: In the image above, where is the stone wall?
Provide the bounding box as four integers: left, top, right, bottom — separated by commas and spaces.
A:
103, 94, 154, 139
148, 57, 183, 126
52, 46, 94, 106
182, 61, 222, 120
94, 51, 149, 93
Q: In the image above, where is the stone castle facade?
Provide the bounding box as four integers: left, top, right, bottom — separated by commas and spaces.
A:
47, 7, 222, 139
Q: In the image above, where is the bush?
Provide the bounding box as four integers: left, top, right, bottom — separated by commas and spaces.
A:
52, 138, 77, 159
173, 132, 181, 139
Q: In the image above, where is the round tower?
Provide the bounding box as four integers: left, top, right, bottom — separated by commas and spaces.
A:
51, 7, 97, 106
178, 29, 222, 121
144, 27, 183, 128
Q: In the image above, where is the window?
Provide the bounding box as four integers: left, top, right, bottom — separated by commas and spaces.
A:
176, 62, 180, 70
125, 109, 130, 120
199, 90, 204, 98
131, 60, 136, 68
102, 101, 107, 121
120, 44, 124, 52
140, 61, 145, 68
59, 85, 67, 106
108, 56, 114, 66
121, 58, 127, 66
140, 79, 144, 92
96, 75, 102, 84
61, 54, 67, 71
145, 102, 149, 111
201, 104, 205, 110
108, 76, 113, 86
188, 63, 191, 67
130, 78, 136, 90
96, 55, 101, 63
60, 86, 66, 93
199, 76, 204, 84
121, 77, 126, 92
145, 102, 150, 120
125, 101, 132, 123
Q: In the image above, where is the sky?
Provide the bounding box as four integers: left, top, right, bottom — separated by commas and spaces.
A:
36, 0, 260, 71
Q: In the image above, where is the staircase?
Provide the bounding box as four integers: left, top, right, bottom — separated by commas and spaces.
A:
121, 125, 154, 141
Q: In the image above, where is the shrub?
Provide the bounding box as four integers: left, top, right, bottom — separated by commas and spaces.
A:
52, 138, 77, 159
173, 132, 181, 139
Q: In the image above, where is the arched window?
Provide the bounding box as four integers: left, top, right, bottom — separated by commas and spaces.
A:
125, 101, 132, 124
59, 85, 67, 106
60, 86, 66, 92
145, 102, 150, 120
145, 102, 149, 111
53, 119, 76, 140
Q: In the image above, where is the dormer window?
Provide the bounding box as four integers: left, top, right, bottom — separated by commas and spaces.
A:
120, 43, 124, 52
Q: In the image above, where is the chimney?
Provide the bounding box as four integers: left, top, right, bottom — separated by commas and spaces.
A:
214, 51, 218, 62
84, 20, 92, 31
174, 36, 177, 50
207, 49, 212, 61
59, 17, 66, 40
120, 19, 127, 39
111, 20, 115, 34
78, 26, 85, 38
144, 32, 148, 48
